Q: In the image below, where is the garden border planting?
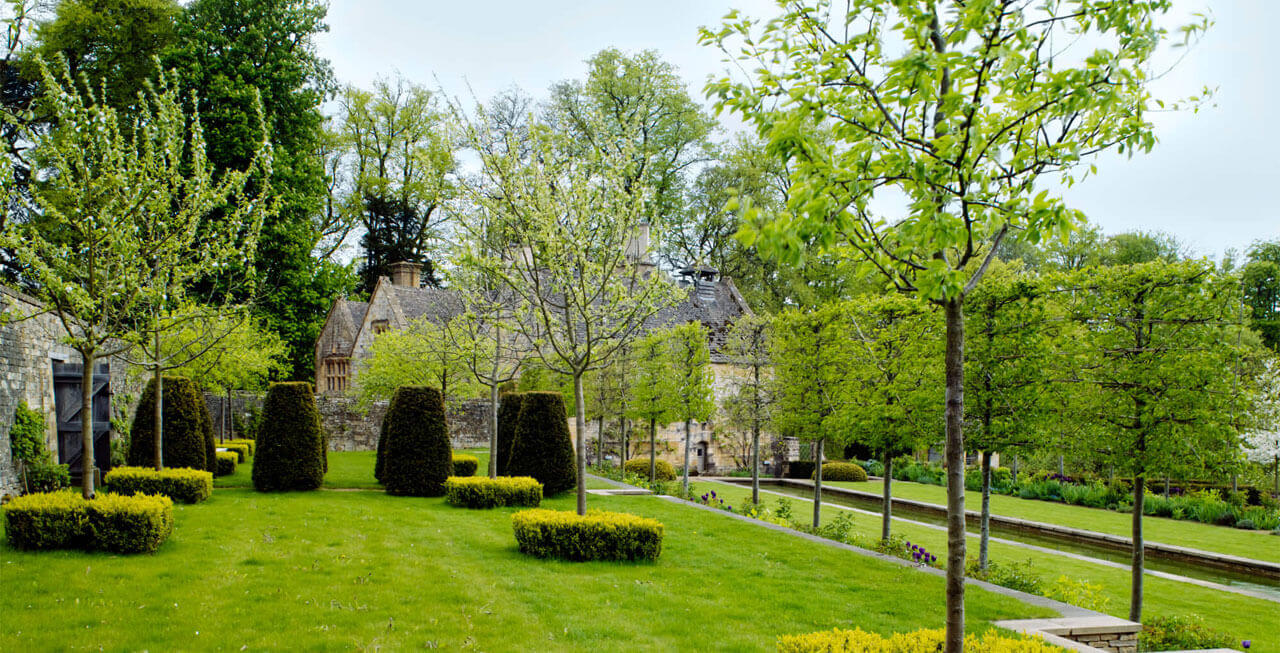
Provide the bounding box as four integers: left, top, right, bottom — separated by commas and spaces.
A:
105, 466, 214, 504
511, 508, 663, 561
445, 476, 541, 508
2, 491, 175, 553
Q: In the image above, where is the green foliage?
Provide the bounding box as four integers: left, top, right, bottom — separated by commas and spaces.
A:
1043, 576, 1110, 613
508, 392, 577, 496
23, 461, 72, 493
451, 454, 479, 478
772, 304, 853, 446
226, 438, 255, 456
219, 443, 249, 463
2, 491, 174, 554
816, 462, 867, 483
159, 310, 289, 393
252, 382, 326, 492
127, 376, 212, 471
1138, 615, 1236, 652
1242, 240, 1280, 352
104, 466, 213, 504
624, 458, 675, 481
495, 393, 525, 476
8, 401, 47, 464
444, 476, 542, 509
214, 451, 237, 476
510, 508, 663, 562
966, 558, 1044, 596
776, 628, 1064, 653
382, 387, 453, 497
352, 315, 478, 408
662, 322, 715, 425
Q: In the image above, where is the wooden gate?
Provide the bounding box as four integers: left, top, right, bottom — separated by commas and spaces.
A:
52, 361, 112, 476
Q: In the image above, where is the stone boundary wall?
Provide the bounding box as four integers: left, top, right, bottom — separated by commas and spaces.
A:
316, 395, 489, 452
203, 392, 264, 440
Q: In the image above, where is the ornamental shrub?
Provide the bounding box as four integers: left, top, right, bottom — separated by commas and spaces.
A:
511, 509, 663, 561
104, 466, 213, 504
452, 454, 479, 477
215, 451, 237, 476
776, 628, 1063, 652
495, 392, 525, 476
252, 382, 326, 492
624, 457, 676, 481
374, 413, 390, 483
445, 476, 542, 509
219, 443, 249, 462
127, 376, 210, 471
226, 439, 255, 456
507, 392, 576, 496
2, 491, 174, 554
24, 461, 71, 493
816, 462, 867, 482
786, 461, 816, 479
1138, 615, 1235, 652
9, 401, 47, 464
382, 387, 453, 497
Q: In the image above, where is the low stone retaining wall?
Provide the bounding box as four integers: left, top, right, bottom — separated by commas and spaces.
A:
995, 617, 1141, 653
315, 395, 489, 451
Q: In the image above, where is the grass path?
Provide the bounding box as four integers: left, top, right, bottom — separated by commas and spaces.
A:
692, 480, 1276, 653
816, 478, 1280, 563
3, 453, 1055, 651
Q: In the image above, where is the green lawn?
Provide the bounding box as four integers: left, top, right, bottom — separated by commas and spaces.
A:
694, 480, 1276, 653
2, 453, 1056, 651
817, 478, 1279, 563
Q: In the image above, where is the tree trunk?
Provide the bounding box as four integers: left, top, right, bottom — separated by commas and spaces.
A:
488, 382, 499, 478
1274, 454, 1278, 494
597, 415, 605, 467
812, 437, 824, 529
153, 362, 164, 471
224, 389, 232, 441
682, 418, 692, 495
1058, 454, 1064, 476
1163, 476, 1170, 499
573, 374, 587, 516
79, 349, 97, 499
649, 418, 657, 483
979, 451, 992, 570
942, 297, 967, 653
882, 451, 893, 541
750, 422, 760, 506
1011, 454, 1019, 484
1130, 474, 1146, 621
619, 415, 628, 462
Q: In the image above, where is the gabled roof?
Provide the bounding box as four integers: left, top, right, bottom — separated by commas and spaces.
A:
646, 276, 752, 363
344, 299, 369, 328
387, 283, 465, 324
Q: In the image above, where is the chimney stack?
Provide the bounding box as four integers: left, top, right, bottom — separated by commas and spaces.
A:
388, 261, 422, 288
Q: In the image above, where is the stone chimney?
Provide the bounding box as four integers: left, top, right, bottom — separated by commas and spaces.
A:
387, 261, 422, 288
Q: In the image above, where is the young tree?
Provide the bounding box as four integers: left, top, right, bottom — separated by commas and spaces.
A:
700, 4, 1206, 646
1243, 358, 1280, 493
663, 322, 715, 495
0, 60, 268, 496
722, 312, 774, 505
843, 295, 940, 541
628, 329, 675, 482
456, 100, 682, 515
772, 303, 852, 529
1067, 261, 1254, 620
350, 314, 477, 409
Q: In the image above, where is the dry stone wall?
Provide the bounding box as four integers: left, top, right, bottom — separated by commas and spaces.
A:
316, 395, 489, 451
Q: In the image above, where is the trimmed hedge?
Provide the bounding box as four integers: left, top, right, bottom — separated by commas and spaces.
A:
105, 466, 213, 504
445, 476, 542, 509
624, 457, 676, 481
215, 451, 238, 476
452, 454, 479, 477
382, 387, 453, 497
511, 508, 663, 561
495, 392, 525, 476
374, 414, 390, 483
219, 443, 249, 462
198, 396, 216, 473
776, 628, 1063, 652
507, 392, 576, 496
127, 376, 210, 471
2, 491, 175, 554
816, 462, 867, 482
252, 382, 327, 492
226, 439, 256, 456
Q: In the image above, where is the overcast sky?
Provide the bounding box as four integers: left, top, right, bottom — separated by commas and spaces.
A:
316, 0, 1279, 260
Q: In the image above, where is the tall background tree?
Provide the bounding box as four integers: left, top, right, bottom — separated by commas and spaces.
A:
662, 322, 714, 494
627, 329, 675, 482
721, 312, 774, 505
1242, 239, 1280, 353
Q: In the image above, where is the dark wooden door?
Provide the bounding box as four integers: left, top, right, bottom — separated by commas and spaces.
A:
52, 361, 112, 475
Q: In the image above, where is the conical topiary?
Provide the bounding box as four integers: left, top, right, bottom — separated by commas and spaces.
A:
495, 392, 525, 476
127, 376, 209, 471
252, 382, 326, 491
507, 391, 576, 495
382, 386, 453, 496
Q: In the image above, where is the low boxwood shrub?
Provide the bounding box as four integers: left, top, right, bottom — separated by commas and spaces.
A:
253, 382, 326, 492
624, 457, 676, 481
2, 491, 175, 554
816, 462, 867, 482
226, 439, 255, 456
511, 508, 663, 561
495, 392, 525, 476
382, 387, 453, 497
452, 454, 479, 477
445, 476, 542, 509
218, 443, 249, 462
507, 392, 576, 495
127, 376, 211, 471
24, 461, 71, 493
776, 628, 1063, 652
215, 451, 237, 476
1138, 615, 1235, 652
104, 466, 213, 504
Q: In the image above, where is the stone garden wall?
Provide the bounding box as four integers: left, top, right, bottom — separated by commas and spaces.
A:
315, 395, 490, 451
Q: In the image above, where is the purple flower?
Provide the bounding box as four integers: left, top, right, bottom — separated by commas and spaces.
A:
1242, 641, 1250, 649
726, 505, 733, 511
710, 490, 716, 498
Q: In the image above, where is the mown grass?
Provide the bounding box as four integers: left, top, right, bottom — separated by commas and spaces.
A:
820, 477, 1279, 563
2, 453, 1055, 651
695, 480, 1278, 653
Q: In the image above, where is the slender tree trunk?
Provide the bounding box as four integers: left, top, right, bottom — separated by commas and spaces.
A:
942, 297, 967, 653
79, 349, 97, 499
682, 418, 692, 495
882, 452, 893, 541
153, 362, 164, 471
1130, 474, 1146, 621
1058, 454, 1064, 476
649, 418, 657, 483
224, 389, 231, 441
1163, 476, 1170, 499
1011, 454, 1019, 484
619, 415, 628, 462
597, 415, 605, 467
812, 437, 824, 529
750, 421, 760, 506
1274, 454, 1278, 494
488, 382, 499, 478
573, 374, 587, 515
980, 451, 992, 570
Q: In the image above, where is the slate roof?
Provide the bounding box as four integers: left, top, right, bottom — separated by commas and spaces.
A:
343, 300, 369, 331
646, 277, 752, 363
389, 284, 464, 323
